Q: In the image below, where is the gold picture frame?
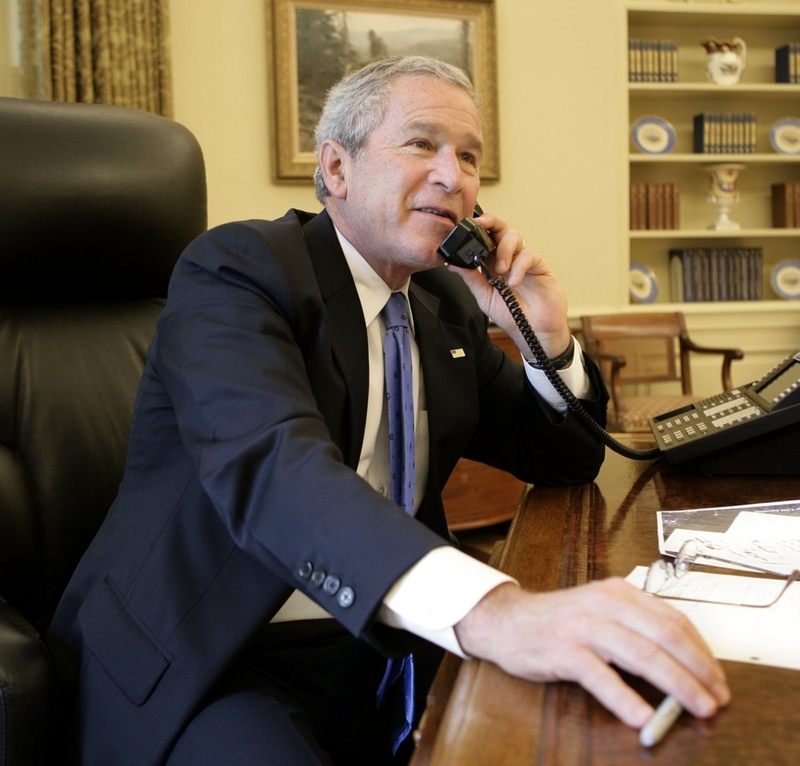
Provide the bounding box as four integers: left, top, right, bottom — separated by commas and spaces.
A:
268, 0, 499, 183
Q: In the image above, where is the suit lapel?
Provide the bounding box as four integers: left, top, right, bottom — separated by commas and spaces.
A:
409, 281, 479, 538
301, 212, 369, 469
410, 281, 477, 450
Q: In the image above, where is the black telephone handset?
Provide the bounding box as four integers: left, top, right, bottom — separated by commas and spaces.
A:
437, 210, 660, 461
437, 217, 493, 270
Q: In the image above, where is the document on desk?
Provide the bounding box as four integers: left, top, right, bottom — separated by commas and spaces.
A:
657, 500, 800, 576
627, 498, 800, 671
626, 566, 800, 671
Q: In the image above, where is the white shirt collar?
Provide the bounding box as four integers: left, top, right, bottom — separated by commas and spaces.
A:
333, 226, 412, 329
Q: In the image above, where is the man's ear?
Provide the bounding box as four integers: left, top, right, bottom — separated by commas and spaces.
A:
318, 140, 349, 200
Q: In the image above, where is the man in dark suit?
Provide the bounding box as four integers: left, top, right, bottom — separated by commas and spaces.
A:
49, 56, 728, 765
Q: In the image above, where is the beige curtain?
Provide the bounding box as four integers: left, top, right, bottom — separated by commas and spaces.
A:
20, 0, 172, 118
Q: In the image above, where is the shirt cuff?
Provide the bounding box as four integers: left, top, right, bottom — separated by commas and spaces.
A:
523, 336, 591, 413
377, 546, 518, 658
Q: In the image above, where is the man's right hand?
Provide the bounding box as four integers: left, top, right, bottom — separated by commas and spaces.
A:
453, 579, 731, 729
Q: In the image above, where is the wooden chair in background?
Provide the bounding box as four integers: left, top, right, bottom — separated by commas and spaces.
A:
580, 312, 744, 433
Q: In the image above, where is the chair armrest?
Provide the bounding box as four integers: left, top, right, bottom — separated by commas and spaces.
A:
0, 597, 54, 766
683, 340, 744, 391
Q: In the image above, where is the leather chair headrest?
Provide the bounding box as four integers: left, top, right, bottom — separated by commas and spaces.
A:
0, 98, 207, 300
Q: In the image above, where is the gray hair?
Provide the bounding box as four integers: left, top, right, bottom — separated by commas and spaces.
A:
313, 55, 482, 202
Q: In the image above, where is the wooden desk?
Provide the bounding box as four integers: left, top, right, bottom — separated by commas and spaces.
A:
414, 439, 800, 765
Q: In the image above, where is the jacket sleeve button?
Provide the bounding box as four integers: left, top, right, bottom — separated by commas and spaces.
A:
297, 561, 313, 579
310, 569, 326, 587
322, 575, 340, 595
336, 586, 354, 608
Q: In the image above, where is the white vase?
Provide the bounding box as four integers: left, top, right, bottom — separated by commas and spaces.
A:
703, 163, 746, 231
702, 37, 747, 85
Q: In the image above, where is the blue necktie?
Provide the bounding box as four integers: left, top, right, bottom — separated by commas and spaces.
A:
382, 292, 415, 516
376, 291, 415, 754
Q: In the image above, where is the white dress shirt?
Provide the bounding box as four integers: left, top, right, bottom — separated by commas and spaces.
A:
273, 228, 592, 657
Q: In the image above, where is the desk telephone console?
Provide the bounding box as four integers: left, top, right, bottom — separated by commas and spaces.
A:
650, 351, 800, 475
439, 212, 800, 475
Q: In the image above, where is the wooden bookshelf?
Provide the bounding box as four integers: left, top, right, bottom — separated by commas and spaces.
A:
627, 2, 800, 306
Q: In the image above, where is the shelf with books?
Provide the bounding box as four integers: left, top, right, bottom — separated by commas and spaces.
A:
626, 2, 800, 307
631, 233, 800, 306
630, 164, 799, 230
629, 104, 800, 155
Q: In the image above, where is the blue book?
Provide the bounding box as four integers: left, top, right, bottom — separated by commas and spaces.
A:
776, 44, 797, 83
693, 114, 707, 153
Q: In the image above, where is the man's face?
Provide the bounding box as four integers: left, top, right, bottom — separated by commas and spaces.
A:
330, 74, 483, 287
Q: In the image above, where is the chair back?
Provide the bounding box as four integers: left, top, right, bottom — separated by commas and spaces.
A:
0, 98, 207, 631
581, 312, 692, 394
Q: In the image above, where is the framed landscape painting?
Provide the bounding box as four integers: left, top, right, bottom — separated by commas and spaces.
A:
268, 0, 498, 182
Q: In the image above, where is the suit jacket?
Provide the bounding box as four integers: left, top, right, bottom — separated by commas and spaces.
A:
48, 209, 608, 765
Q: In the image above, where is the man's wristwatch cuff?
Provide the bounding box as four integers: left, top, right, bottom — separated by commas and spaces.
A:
525, 336, 576, 371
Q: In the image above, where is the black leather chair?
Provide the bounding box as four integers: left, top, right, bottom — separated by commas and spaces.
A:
0, 97, 207, 766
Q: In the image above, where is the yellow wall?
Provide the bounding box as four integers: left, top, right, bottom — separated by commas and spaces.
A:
169, 0, 627, 314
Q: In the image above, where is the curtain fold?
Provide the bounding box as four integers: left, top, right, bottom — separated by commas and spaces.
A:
20, 0, 172, 117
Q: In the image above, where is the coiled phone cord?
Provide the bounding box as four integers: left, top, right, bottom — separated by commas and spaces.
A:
483, 268, 661, 461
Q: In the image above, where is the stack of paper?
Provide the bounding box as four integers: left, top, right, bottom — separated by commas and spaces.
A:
627, 500, 800, 671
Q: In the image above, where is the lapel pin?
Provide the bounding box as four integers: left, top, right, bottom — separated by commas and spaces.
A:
450, 348, 466, 358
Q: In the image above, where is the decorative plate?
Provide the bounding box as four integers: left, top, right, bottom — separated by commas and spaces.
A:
629, 262, 658, 303
771, 260, 800, 299
769, 118, 800, 155
631, 116, 676, 154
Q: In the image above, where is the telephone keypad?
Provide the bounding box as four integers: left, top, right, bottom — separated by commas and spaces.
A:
652, 387, 768, 451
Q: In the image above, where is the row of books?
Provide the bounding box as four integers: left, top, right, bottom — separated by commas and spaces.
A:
628, 40, 679, 82
630, 183, 680, 230
776, 44, 800, 84
772, 183, 800, 228
628, 41, 800, 85
693, 113, 757, 154
670, 248, 763, 303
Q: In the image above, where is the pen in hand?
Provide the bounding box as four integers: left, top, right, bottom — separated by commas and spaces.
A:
639, 695, 683, 747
